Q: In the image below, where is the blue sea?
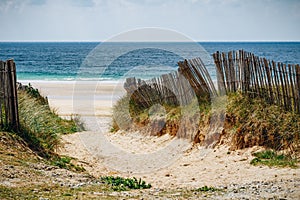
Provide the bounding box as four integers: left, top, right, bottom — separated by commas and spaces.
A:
0, 42, 299, 81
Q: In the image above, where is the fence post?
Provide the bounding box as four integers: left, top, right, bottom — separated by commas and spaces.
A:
0, 61, 4, 129
0, 60, 19, 132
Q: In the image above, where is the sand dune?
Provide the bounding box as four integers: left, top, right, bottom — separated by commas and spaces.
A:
25, 81, 299, 197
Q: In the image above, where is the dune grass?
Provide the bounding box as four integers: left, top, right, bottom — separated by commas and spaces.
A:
112, 91, 300, 159
17, 84, 80, 157
111, 93, 212, 133
226, 92, 300, 154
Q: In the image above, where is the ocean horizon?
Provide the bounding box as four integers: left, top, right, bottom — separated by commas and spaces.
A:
1, 42, 299, 82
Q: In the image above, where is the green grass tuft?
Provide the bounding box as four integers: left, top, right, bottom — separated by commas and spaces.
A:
250, 150, 298, 168
195, 186, 221, 192
51, 155, 85, 172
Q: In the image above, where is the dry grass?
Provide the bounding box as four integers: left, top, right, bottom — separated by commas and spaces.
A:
226, 92, 300, 155
113, 91, 300, 157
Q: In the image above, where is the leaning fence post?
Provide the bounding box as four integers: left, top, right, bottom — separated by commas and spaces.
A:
0, 59, 19, 132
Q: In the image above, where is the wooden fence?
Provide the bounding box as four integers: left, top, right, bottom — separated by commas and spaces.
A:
124, 50, 299, 114
124, 58, 217, 110
0, 60, 19, 132
178, 57, 217, 97
213, 50, 300, 113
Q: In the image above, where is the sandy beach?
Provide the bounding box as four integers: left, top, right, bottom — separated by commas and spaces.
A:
20, 80, 300, 198
20, 80, 126, 117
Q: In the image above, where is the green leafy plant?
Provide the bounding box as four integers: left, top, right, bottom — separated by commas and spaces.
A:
101, 176, 151, 191
51, 156, 85, 172
250, 150, 298, 168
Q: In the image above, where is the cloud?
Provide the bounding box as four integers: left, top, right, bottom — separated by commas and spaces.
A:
71, 0, 95, 7
29, 0, 47, 6
0, 0, 28, 13
0, 0, 299, 41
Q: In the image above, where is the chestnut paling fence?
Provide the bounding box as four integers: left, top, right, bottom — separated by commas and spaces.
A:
0, 50, 299, 133
213, 50, 300, 113
124, 57, 217, 110
0, 59, 19, 132
124, 50, 300, 114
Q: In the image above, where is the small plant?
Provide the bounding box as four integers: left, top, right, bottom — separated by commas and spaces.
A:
196, 186, 219, 192
51, 156, 85, 172
250, 150, 298, 168
101, 176, 151, 191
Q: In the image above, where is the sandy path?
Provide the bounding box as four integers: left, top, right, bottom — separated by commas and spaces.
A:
25, 81, 299, 195
59, 120, 299, 190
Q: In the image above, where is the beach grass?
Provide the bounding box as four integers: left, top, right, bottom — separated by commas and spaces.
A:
17, 84, 79, 157
111, 94, 211, 132
227, 92, 300, 154
113, 91, 300, 155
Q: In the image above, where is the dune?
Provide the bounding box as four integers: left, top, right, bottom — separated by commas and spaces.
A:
20, 80, 300, 198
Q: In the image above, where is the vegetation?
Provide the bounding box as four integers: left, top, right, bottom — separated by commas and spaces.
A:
111, 93, 212, 136
50, 155, 85, 172
226, 92, 300, 154
101, 176, 151, 191
17, 84, 80, 157
0, 131, 155, 200
0, 183, 112, 200
195, 186, 221, 192
113, 91, 300, 157
250, 150, 298, 168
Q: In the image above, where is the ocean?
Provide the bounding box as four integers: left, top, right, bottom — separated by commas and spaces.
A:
0, 42, 299, 82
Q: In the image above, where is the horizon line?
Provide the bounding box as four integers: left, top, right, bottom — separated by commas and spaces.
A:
0, 40, 300, 43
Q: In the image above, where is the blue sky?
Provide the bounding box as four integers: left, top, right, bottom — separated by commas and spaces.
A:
0, 0, 299, 41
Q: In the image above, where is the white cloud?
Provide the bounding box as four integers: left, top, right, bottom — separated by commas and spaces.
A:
0, 0, 299, 41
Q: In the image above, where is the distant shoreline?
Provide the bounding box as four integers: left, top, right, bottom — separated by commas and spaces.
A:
18, 79, 125, 85
1, 41, 300, 43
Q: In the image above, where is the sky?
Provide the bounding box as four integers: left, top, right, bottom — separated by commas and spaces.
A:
0, 0, 299, 41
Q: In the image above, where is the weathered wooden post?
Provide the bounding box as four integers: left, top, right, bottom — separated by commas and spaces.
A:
0, 60, 19, 132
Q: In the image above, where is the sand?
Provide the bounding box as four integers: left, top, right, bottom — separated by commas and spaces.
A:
20, 80, 125, 117
60, 128, 299, 189
23, 81, 299, 193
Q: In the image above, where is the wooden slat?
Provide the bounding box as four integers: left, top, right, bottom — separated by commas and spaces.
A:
0, 61, 4, 128
296, 65, 300, 112
212, 50, 299, 113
